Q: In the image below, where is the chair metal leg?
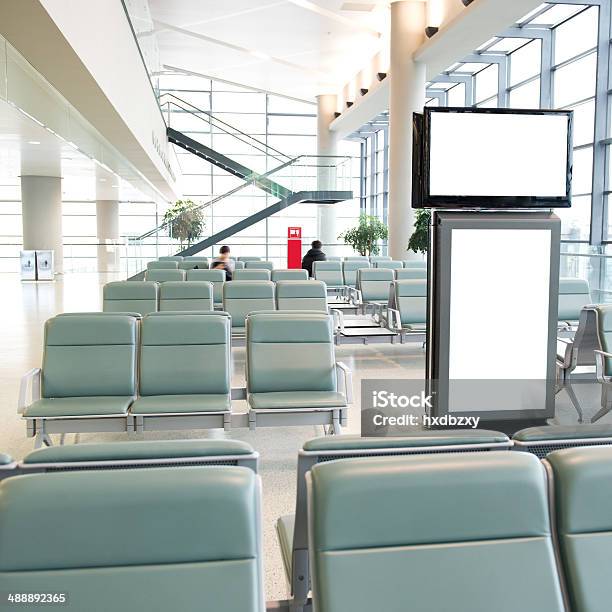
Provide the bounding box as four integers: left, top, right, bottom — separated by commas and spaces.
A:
564, 381, 584, 424
592, 385, 612, 423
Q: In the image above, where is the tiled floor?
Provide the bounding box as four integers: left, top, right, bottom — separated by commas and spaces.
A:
0, 273, 599, 600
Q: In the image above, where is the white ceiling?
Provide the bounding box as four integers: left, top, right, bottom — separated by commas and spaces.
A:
146, 0, 390, 101
0, 99, 150, 202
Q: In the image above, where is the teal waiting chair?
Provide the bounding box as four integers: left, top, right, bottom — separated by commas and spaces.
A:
223, 281, 276, 332
158, 281, 213, 311
384, 279, 427, 341
307, 452, 566, 612
373, 259, 403, 271
279, 431, 511, 609
234, 268, 271, 281
0, 465, 265, 611
313, 261, 344, 290
245, 311, 350, 432
18, 313, 139, 448
245, 260, 274, 271
271, 269, 309, 282
186, 269, 225, 306
144, 269, 185, 283
103, 281, 158, 315
158, 255, 183, 261
178, 256, 208, 270
369, 255, 391, 263
403, 260, 427, 268
147, 260, 178, 270
238, 256, 261, 262
396, 267, 426, 280
342, 260, 370, 288
130, 312, 232, 432
275, 281, 327, 312
558, 277, 592, 329
356, 268, 394, 313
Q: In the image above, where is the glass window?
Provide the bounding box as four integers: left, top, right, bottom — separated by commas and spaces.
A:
554, 6, 599, 65
572, 146, 594, 195
569, 99, 595, 147
509, 79, 540, 108
475, 64, 498, 102
510, 39, 541, 86
554, 52, 597, 108
447, 83, 466, 106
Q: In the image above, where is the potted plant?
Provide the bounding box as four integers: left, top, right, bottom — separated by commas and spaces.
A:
338, 214, 389, 256
163, 200, 205, 249
407, 209, 430, 255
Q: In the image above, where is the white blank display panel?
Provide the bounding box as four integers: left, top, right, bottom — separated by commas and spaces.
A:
447, 228, 551, 412
429, 112, 569, 198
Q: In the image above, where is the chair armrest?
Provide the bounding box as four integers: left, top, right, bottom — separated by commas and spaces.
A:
231, 387, 247, 401
556, 338, 573, 368
330, 308, 344, 332
335, 361, 353, 404
594, 350, 612, 384
18, 368, 41, 415
385, 307, 401, 331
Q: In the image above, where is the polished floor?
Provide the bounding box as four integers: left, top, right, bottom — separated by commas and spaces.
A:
0, 273, 597, 600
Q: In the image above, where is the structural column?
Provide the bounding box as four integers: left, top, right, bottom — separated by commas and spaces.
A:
388, 0, 427, 261
316, 94, 338, 255
96, 178, 120, 273
21, 175, 63, 274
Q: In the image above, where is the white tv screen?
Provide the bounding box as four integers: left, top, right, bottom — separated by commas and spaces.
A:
425, 110, 571, 205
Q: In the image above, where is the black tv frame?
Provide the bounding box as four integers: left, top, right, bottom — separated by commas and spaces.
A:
413, 106, 573, 209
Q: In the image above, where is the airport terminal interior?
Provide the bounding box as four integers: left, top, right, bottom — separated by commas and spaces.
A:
2, 0, 612, 610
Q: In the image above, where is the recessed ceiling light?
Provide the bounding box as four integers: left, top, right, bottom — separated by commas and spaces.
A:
27, 141, 40, 145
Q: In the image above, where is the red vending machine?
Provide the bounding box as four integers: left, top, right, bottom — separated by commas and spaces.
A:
287, 226, 302, 269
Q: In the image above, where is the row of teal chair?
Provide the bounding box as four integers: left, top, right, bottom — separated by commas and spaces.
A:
3, 437, 612, 611
18, 311, 351, 446
104, 280, 329, 323
148, 258, 273, 272
313, 261, 426, 291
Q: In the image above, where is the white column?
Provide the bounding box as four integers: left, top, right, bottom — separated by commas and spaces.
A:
388, 0, 427, 261
96, 199, 120, 272
316, 94, 338, 255
21, 175, 63, 273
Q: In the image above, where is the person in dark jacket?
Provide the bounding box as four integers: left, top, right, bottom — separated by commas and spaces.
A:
301, 240, 326, 278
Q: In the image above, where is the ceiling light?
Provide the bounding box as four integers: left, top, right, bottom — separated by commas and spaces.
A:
27, 141, 41, 145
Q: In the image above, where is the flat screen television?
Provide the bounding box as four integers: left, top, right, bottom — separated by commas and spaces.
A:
412, 107, 573, 208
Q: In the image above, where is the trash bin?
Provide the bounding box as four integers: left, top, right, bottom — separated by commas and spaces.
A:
36, 250, 55, 280
20, 250, 37, 281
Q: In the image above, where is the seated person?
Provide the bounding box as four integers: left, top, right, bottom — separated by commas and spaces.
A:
211, 245, 235, 281
301, 240, 326, 278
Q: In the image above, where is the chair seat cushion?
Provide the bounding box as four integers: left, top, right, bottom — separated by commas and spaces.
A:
0, 453, 13, 465
513, 424, 612, 442
276, 514, 295, 580
24, 396, 133, 418
249, 391, 346, 410
130, 394, 230, 415
24, 439, 254, 464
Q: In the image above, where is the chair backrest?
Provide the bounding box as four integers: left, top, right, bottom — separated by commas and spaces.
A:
595, 304, 612, 375
271, 269, 309, 282
147, 260, 178, 270
158, 281, 213, 312
103, 281, 158, 315
403, 260, 427, 268
512, 423, 612, 458
369, 255, 391, 263
245, 260, 273, 271
373, 260, 403, 271
234, 269, 271, 281
547, 446, 612, 612
0, 467, 264, 612
238, 256, 261, 262
145, 269, 185, 283
345, 256, 368, 262
179, 257, 209, 271
342, 261, 370, 287
326, 256, 342, 262
275, 281, 327, 311
246, 311, 336, 393
234, 260, 245, 270
139, 313, 231, 396
313, 261, 343, 287
158, 256, 184, 262
390, 279, 427, 326
186, 269, 225, 304
223, 281, 276, 329
558, 277, 591, 322
42, 314, 137, 398
307, 452, 565, 612
396, 267, 427, 280
358, 268, 394, 301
